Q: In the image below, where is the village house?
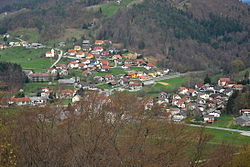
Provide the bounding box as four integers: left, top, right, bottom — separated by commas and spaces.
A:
81, 58, 91, 65
178, 87, 188, 95
59, 69, 69, 76
74, 45, 81, 51
29, 97, 47, 105
68, 62, 79, 69
68, 49, 76, 56
45, 49, 55, 58
100, 66, 110, 72
235, 109, 250, 127
55, 64, 68, 70
94, 46, 104, 52
95, 40, 105, 45
9, 97, 31, 106
29, 73, 57, 82
172, 113, 187, 122
57, 89, 75, 99
78, 63, 88, 70
104, 74, 114, 82
76, 52, 85, 58
101, 51, 110, 56
112, 54, 122, 60
176, 96, 188, 109
218, 78, 231, 86
58, 78, 77, 85
0, 43, 4, 50
144, 63, 154, 70
47, 68, 58, 75
119, 78, 129, 86
82, 70, 92, 77
233, 84, 244, 91
188, 89, 198, 96
203, 115, 215, 123
157, 92, 169, 104
128, 80, 143, 90
41, 90, 53, 99
100, 60, 109, 66
86, 53, 94, 59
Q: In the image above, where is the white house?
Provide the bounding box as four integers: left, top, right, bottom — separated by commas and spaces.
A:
68, 62, 79, 69
45, 49, 55, 58
76, 52, 85, 58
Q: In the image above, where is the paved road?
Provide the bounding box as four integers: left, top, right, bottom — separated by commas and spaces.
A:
186, 124, 250, 136
50, 49, 63, 68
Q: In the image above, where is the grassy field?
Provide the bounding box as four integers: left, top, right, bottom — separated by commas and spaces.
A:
93, 68, 127, 77
45, 28, 85, 48
142, 77, 186, 97
9, 28, 40, 43
97, 83, 113, 89
155, 77, 186, 90
130, 66, 149, 72
210, 114, 250, 131
0, 47, 52, 71
99, 0, 134, 16
205, 128, 250, 145
23, 82, 57, 96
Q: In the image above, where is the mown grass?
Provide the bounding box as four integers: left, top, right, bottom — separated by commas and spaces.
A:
130, 66, 149, 72
23, 82, 57, 96
97, 83, 113, 89
0, 47, 52, 70
210, 114, 250, 131
100, 0, 134, 16
205, 128, 250, 145
93, 68, 127, 77
9, 28, 40, 43
142, 77, 186, 97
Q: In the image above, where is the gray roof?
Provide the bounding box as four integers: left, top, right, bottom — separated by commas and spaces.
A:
58, 79, 75, 84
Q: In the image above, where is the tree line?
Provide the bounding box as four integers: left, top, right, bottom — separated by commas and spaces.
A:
0, 62, 27, 91
0, 91, 250, 166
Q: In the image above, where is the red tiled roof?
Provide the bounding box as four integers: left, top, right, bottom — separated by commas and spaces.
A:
11, 97, 30, 102
188, 89, 196, 93
241, 109, 250, 112
94, 46, 103, 50
177, 96, 187, 105
60, 89, 74, 94
147, 63, 154, 67
178, 87, 187, 91
104, 74, 113, 78
219, 78, 230, 82
69, 62, 78, 65
234, 84, 243, 88
100, 60, 109, 65
101, 66, 110, 69
76, 52, 84, 55
196, 84, 204, 88
68, 49, 76, 53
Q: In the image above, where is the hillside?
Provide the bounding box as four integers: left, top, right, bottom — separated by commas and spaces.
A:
0, 0, 249, 72
97, 0, 250, 72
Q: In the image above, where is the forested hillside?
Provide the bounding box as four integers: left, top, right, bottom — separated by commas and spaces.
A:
97, 0, 250, 72
0, 0, 106, 41
0, 62, 27, 90
0, 0, 249, 72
